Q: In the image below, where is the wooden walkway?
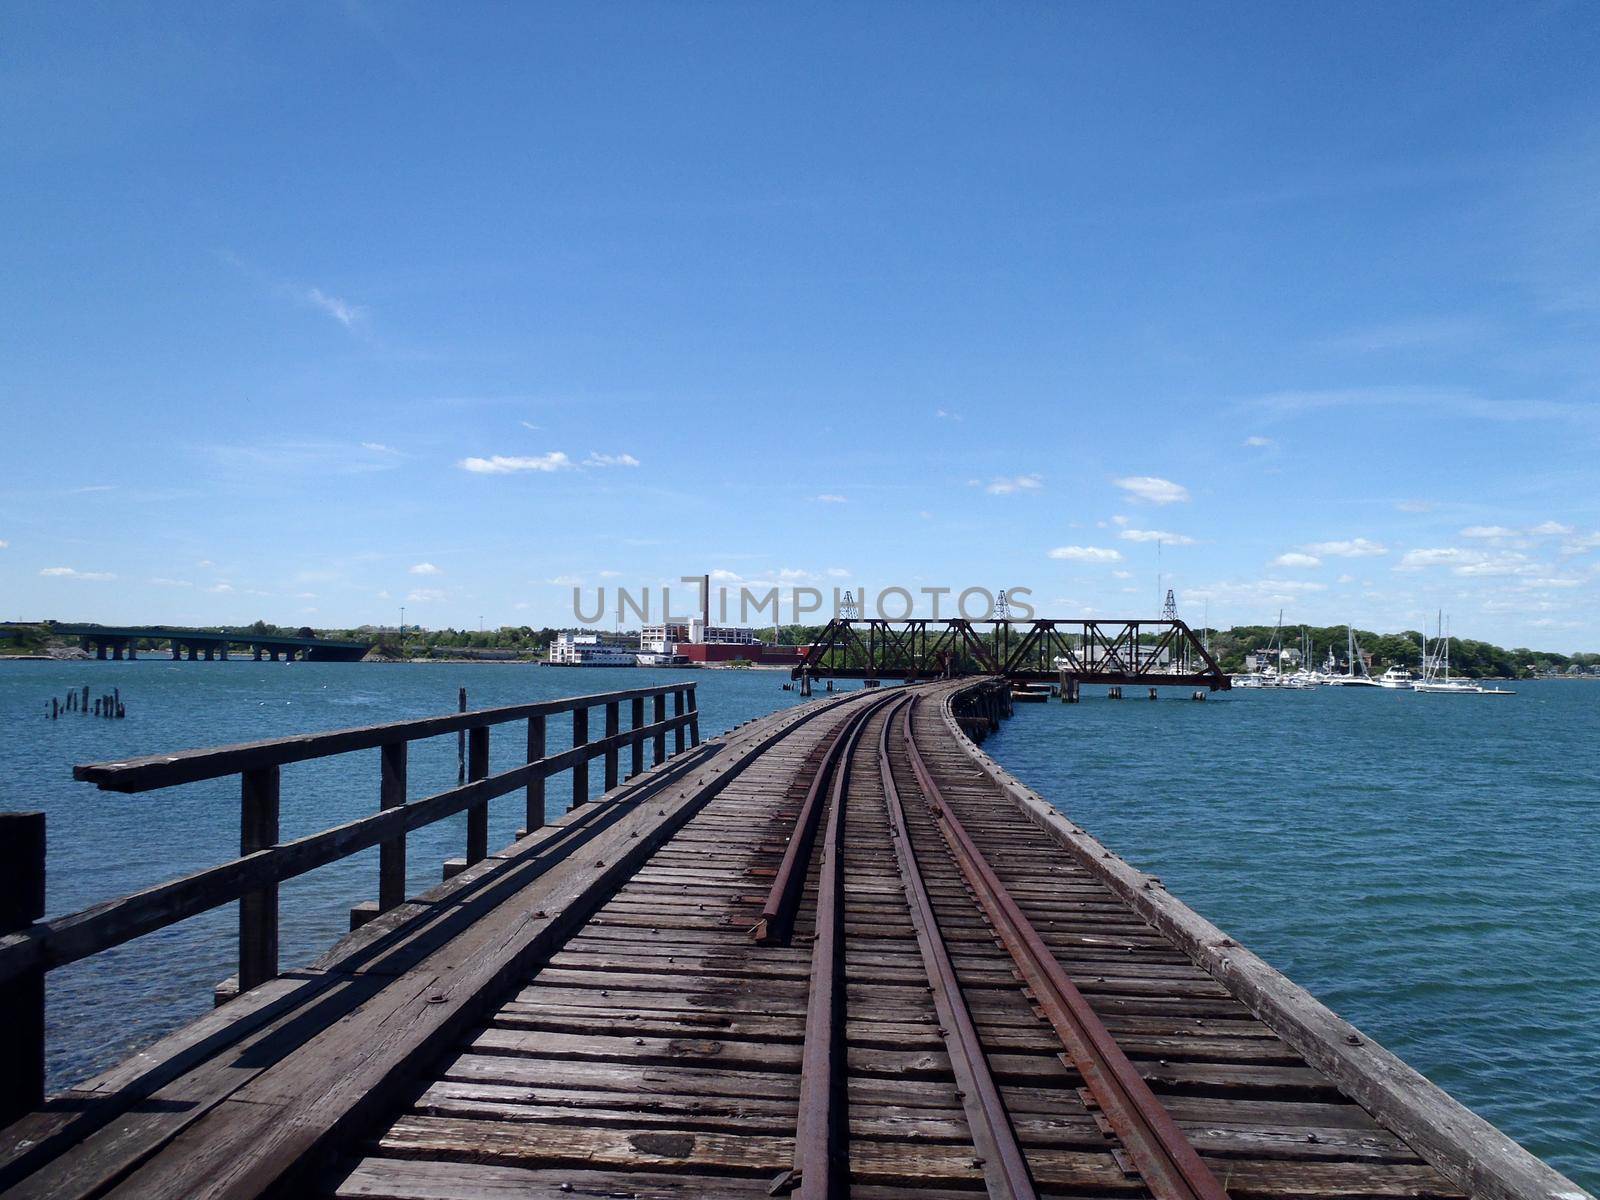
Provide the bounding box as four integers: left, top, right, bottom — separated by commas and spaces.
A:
0, 680, 1587, 1200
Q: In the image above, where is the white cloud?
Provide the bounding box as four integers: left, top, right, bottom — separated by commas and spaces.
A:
1242, 435, 1275, 448
815, 493, 848, 503
1114, 475, 1189, 504
361, 442, 399, 455
547, 575, 583, 586
826, 567, 851, 577
409, 562, 441, 576
305, 287, 363, 328
520, 421, 541, 431
1461, 525, 1517, 539
1111, 570, 1132, 579
0, 539, 8, 549
1561, 531, 1600, 554
148, 577, 193, 587
39, 566, 116, 580
1396, 547, 1482, 570
987, 474, 1043, 495
1395, 500, 1434, 513
1118, 529, 1196, 545
1336, 573, 1355, 584
406, 588, 447, 603
1529, 521, 1574, 536
1307, 537, 1388, 558
207, 582, 234, 593
1047, 545, 1123, 563
458, 452, 574, 474
935, 408, 963, 421
583, 452, 640, 468
1273, 552, 1322, 568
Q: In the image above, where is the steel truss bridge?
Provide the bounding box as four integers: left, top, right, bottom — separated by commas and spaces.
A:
792, 617, 1230, 689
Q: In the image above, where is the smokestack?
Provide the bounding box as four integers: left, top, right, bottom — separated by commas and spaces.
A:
703, 574, 711, 627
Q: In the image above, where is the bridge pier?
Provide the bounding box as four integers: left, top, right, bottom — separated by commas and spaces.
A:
219, 645, 229, 661
187, 645, 198, 661
94, 642, 107, 660
253, 646, 262, 661
268, 649, 280, 662
203, 647, 215, 662
126, 644, 138, 661
110, 644, 123, 661
171, 643, 182, 660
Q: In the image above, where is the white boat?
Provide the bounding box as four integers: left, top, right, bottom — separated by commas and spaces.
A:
1376, 665, 1414, 690
1413, 612, 1515, 695
1325, 627, 1381, 686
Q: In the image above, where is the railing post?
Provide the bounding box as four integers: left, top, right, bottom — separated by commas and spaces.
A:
379, 741, 407, 911
526, 713, 546, 834
604, 701, 620, 791
239, 766, 280, 994
652, 693, 666, 765
0, 812, 45, 1124
466, 726, 490, 863
572, 705, 589, 808
686, 685, 700, 747
629, 696, 644, 779
672, 689, 686, 755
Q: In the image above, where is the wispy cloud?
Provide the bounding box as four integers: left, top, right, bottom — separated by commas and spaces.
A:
935, 408, 963, 421
361, 442, 401, 455
406, 587, 447, 603
0, 539, 8, 549
1047, 545, 1123, 563
814, 494, 848, 503
305, 287, 363, 328
583, 452, 640, 468
39, 566, 116, 580
986, 474, 1043, 495
1315, 316, 1487, 354
1306, 537, 1388, 558
1273, 552, 1322, 568
1395, 499, 1435, 513
458, 452, 574, 474
409, 562, 441, 576
1395, 547, 1481, 570
1242, 435, 1275, 448
1461, 525, 1518, 539
1118, 529, 1195, 545
1114, 476, 1189, 504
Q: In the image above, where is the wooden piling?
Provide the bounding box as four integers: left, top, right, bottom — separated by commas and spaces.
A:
572, 706, 589, 808
672, 689, 686, 755
466, 727, 489, 863
237, 766, 280, 994
0, 812, 45, 1124
526, 713, 546, 833
629, 697, 644, 780
652, 693, 666, 765
378, 742, 407, 912
603, 702, 620, 791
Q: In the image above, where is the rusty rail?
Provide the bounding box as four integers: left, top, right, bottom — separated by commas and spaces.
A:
882, 694, 1038, 1198
901, 693, 1230, 1200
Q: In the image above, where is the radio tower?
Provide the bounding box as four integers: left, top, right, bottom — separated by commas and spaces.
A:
840, 590, 860, 620
1162, 588, 1178, 620
994, 590, 1010, 619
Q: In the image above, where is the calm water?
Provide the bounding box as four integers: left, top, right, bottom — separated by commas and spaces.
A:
1, 664, 1595, 1186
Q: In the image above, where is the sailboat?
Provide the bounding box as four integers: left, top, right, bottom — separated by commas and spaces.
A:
1324, 626, 1381, 687
1413, 613, 1515, 695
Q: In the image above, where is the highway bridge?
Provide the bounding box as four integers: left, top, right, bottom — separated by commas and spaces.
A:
36, 622, 372, 662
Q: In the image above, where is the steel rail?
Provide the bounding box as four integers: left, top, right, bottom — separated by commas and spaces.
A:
751, 700, 863, 944
778, 692, 891, 1198
881, 696, 1039, 1198
901, 695, 1231, 1200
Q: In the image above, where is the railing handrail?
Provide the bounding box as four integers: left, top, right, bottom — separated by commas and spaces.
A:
74, 682, 691, 793
0, 710, 696, 988
0, 681, 701, 1121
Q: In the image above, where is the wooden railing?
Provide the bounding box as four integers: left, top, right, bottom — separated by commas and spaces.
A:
0, 681, 699, 1123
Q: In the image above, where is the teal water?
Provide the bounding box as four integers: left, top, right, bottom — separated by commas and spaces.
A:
985, 683, 1599, 1190
0, 664, 1595, 1186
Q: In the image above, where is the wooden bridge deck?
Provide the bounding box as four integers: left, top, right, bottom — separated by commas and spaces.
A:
0, 681, 1585, 1200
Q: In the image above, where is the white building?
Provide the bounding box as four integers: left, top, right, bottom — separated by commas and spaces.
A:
549, 632, 638, 667
639, 619, 758, 654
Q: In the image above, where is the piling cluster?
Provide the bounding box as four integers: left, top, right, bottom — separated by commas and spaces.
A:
47, 685, 126, 719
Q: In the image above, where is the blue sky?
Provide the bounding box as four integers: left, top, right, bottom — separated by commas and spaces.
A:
4, 3, 1600, 648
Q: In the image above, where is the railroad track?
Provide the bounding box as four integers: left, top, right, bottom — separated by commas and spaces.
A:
331, 680, 1463, 1199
